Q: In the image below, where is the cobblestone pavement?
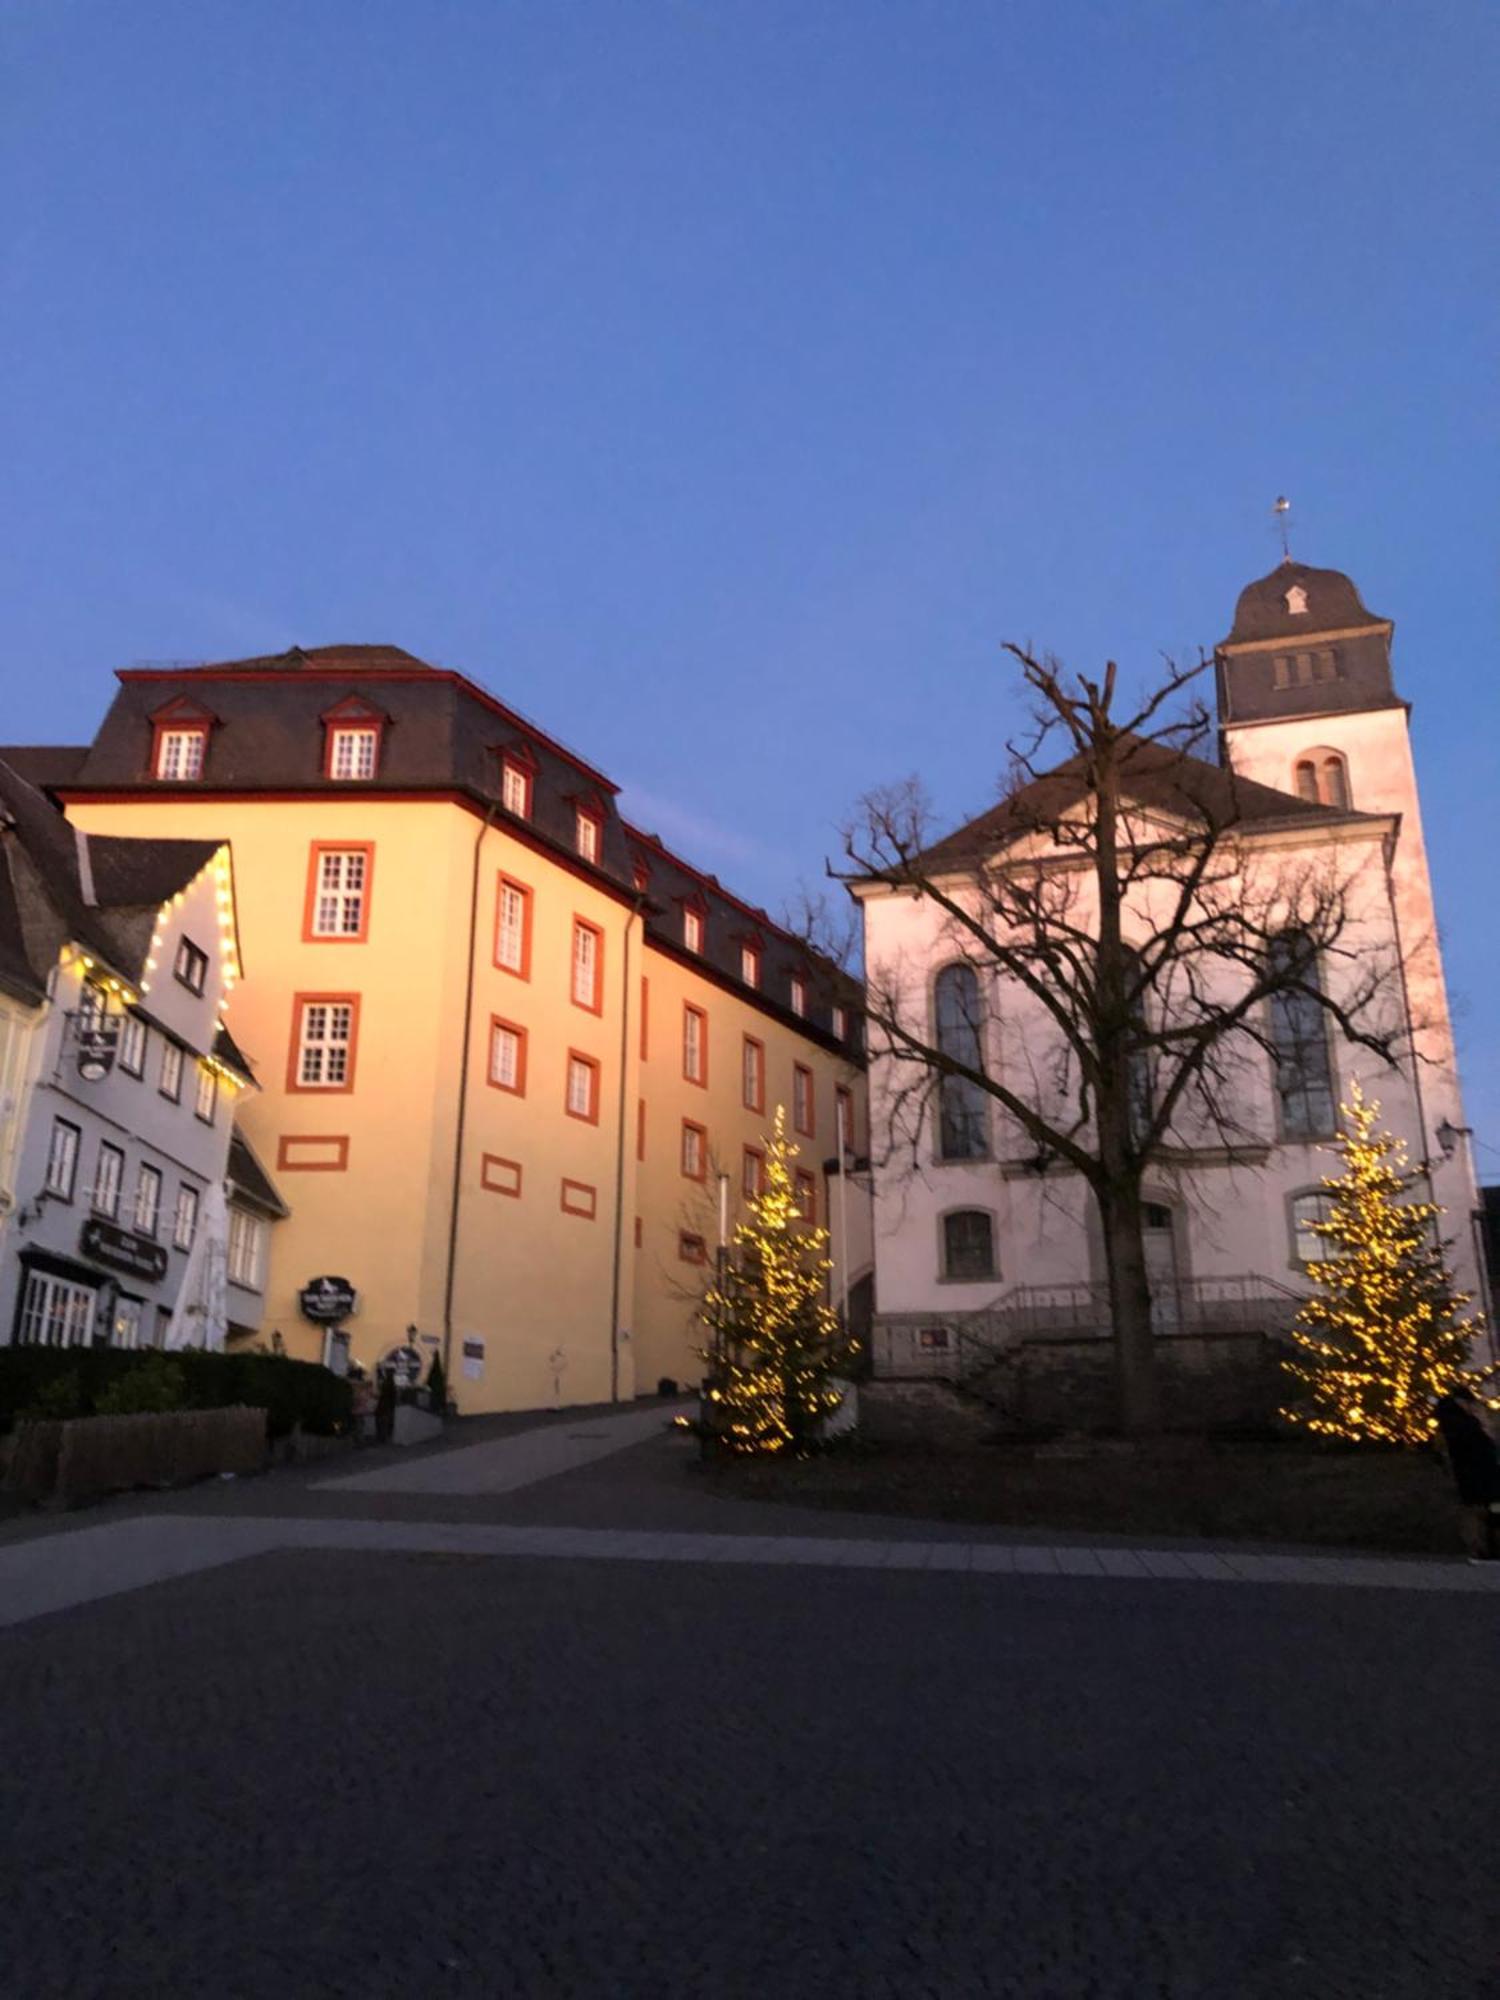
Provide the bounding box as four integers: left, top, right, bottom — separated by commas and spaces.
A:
1, 1549, 1494, 1998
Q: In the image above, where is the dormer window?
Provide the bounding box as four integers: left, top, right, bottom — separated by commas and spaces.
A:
790, 972, 807, 1019
328, 727, 378, 781
833, 1003, 848, 1040
632, 860, 651, 893
174, 937, 209, 996
741, 944, 761, 988
1285, 584, 1309, 616
575, 808, 602, 864
155, 727, 208, 781
500, 755, 533, 819
320, 695, 387, 781
683, 906, 704, 954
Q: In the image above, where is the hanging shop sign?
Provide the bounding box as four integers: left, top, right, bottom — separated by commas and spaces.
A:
299, 1275, 358, 1324
80, 1218, 169, 1284
378, 1343, 425, 1386
77, 1019, 121, 1083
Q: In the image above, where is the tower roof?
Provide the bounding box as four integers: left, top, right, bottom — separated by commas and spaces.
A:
1221, 560, 1387, 648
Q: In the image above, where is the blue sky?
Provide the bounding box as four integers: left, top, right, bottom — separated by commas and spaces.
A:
4, 1, 1497, 1157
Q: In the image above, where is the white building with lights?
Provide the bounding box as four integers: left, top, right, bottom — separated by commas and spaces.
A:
0, 757, 273, 1350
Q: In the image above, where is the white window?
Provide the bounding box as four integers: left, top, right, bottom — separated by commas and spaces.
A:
490, 1022, 524, 1092
496, 880, 529, 974
571, 922, 600, 1009
120, 1013, 147, 1076
741, 946, 760, 988
576, 811, 600, 863
228, 1209, 265, 1289
329, 727, 378, 780
92, 1142, 125, 1218
1291, 1192, 1335, 1266
195, 1065, 217, 1123
174, 937, 208, 995
683, 907, 703, 953
156, 728, 205, 780
790, 973, 807, 1018
742, 1037, 764, 1112
501, 759, 531, 818
112, 1297, 143, 1349
311, 849, 369, 938
793, 1065, 814, 1137
17, 1270, 98, 1347
296, 1000, 355, 1087
683, 1004, 706, 1084
173, 1183, 199, 1251
160, 1041, 184, 1102
681, 1122, 705, 1179
44, 1118, 80, 1199
134, 1163, 163, 1238
566, 1054, 598, 1121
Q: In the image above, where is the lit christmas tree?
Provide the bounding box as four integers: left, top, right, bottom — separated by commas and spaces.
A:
692, 1108, 856, 1455
1281, 1080, 1489, 1445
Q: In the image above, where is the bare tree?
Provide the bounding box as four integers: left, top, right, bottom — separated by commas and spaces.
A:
837, 647, 1408, 1436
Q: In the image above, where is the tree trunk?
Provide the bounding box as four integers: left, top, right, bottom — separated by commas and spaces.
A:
1095, 1176, 1163, 1436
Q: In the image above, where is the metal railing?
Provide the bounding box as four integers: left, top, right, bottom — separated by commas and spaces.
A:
873, 1273, 1305, 1380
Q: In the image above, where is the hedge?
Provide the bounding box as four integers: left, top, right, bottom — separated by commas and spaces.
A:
0, 1346, 352, 1439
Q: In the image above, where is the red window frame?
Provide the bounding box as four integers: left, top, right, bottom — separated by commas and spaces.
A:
286, 994, 361, 1095
565, 1049, 601, 1125
324, 723, 381, 781
636, 1096, 647, 1162
639, 976, 650, 1061
790, 972, 808, 1018
678, 1231, 707, 1265
742, 1035, 765, 1114
151, 720, 211, 781
682, 1002, 708, 1087
302, 842, 376, 944
575, 806, 604, 863
480, 1154, 523, 1198
488, 1016, 528, 1097
561, 1178, 597, 1220
571, 916, 605, 1014
793, 1063, 814, 1137
494, 872, 536, 980
795, 1169, 817, 1226
681, 1118, 707, 1182
741, 943, 761, 988
494, 874, 534, 981
742, 1146, 765, 1200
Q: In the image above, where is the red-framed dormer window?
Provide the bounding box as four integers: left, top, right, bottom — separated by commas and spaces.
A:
149, 697, 217, 781
631, 854, 652, 894
573, 800, 605, 864
683, 902, 706, 954
789, 970, 808, 1019
740, 942, 761, 989
320, 696, 387, 782
498, 743, 536, 820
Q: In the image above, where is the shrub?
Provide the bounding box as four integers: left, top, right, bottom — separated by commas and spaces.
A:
426, 1353, 447, 1418
95, 1353, 187, 1417
0, 1346, 352, 1439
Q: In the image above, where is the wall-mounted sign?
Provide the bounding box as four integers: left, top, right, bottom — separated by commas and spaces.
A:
299, 1275, 358, 1324
379, 1343, 425, 1386
462, 1336, 485, 1383
77, 1020, 121, 1084
80, 1218, 169, 1284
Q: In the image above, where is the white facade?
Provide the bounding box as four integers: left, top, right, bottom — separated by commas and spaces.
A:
858, 561, 1489, 1373
0, 852, 260, 1351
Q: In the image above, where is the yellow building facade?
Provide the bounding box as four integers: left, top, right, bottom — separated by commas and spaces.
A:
50, 645, 868, 1411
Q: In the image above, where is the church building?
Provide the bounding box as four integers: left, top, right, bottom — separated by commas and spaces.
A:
856, 557, 1489, 1402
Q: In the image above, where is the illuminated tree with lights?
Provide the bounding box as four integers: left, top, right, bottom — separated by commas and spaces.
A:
693, 1109, 856, 1455
1281, 1080, 1488, 1445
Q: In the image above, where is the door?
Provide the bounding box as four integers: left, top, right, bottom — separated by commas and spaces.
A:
1143, 1203, 1181, 1333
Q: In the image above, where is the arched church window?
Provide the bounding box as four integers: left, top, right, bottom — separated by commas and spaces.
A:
1321, 755, 1350, 809
1267, 933, 1336, 1140
1294, 760, 1319, 803
942, 1209, 996, 1281
933, 963, 988, 1160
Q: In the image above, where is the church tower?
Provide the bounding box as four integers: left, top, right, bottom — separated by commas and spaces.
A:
1216, 557, 1488, 1319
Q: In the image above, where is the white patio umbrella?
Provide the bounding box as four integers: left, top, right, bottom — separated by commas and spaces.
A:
164, 1180, 230, 1352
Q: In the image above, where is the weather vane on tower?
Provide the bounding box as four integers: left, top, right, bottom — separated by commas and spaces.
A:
1273, 495, 1293, 562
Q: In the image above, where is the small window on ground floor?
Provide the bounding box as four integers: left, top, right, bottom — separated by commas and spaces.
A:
942, 1209, 996, 1281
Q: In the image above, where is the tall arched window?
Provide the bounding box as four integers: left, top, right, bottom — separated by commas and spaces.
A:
1267, 932, 1335, 1139
934, 963, 988, 1160
1294, 760, 1319, 803
943, 1209, 996, 1281
1321, 755, 1349, 809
